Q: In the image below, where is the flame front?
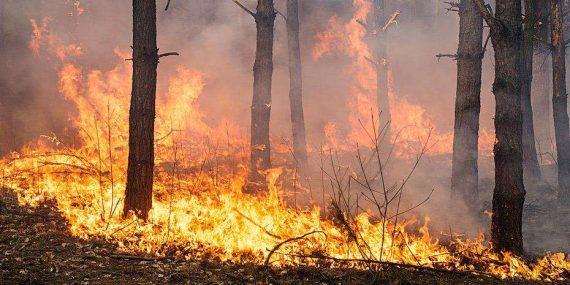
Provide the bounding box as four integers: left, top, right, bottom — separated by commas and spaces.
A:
0, 8, 568, 283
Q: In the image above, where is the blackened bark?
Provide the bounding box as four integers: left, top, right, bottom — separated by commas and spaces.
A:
286, 0, 308, 168
521, 0, 542, 184
475, 0, 525, 254
451, 0, 483, 212
550, 0, 570, 202
248, 0, 276, 191
372, 0, 392, 142
123, 0, 158, 220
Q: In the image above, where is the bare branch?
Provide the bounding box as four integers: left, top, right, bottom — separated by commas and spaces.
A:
158, 52, 180, 58
473, 0, 496, 30
364, 56, 379, 66
444, 1, 460, 13
382, 10, 401, 32
482, 32, 492, 56
264, 231, 325, 267
356, 19, 370, 30
165, 0, 172, 11
435, 53, 459, 61
233, 0, 256, 18
274, 8, 287, 21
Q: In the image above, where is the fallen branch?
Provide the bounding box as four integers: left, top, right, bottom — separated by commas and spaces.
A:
264, 230, 324, 267
279, 252, 496, 279
234, 209, 282, 240
110, 254, 169, 262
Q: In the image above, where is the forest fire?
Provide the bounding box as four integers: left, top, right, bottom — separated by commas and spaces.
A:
0, 0, 569, 284
313, 0, 495, 158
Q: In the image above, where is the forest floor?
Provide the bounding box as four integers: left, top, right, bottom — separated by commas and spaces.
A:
0, 189, 563, 285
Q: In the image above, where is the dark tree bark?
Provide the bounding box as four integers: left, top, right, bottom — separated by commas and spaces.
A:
286, 0, 308, 169
245, 0, 276, 192
451, 0, 483, 212
475, 0, 526, 254
550, 0, 570, 202
520, 0, 542, 185
123, 0, 159, 220
372, 0, 392, 142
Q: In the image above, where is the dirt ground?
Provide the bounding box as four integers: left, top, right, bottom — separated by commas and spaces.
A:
0, 190, 560, 285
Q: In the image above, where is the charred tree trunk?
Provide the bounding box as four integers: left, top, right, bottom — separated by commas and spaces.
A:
123, 0, 159, 220
521, 0, 542, 185
475, 0, 526, 254
550, 0, 570, 202
451, 0, 483, 212
286, 0, 308, 169
247, 0, 276, 191
372, 0, 392, 142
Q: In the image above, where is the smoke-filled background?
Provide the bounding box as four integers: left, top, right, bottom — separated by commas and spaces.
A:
0, 0, 565, 254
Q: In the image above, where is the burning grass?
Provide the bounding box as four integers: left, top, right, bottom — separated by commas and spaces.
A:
1, 138, 569, 282
0, 63, 567, 280
1, 5, 567, 283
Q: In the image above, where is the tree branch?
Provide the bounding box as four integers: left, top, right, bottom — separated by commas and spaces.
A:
473, 0, 496, 30
364, 56, 382, 67
165, 0, 172, 11
264, 231, 325, 267
356, 19, 370, 30
158, 52, 180, 58
233, 0, 256, 18
382, 10, 401, 32
444, 1, 460, 13
435, 53, 458, 61
274, 8, 287, 21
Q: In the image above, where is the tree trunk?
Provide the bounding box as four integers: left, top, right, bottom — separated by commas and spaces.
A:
286, 0, 308, 169
550, 0, 570, 203
475, 0, 526, 254
0, 0, 13, 157
521, 0, 542, 185
247, 0, 276, 191
451, 0, 483, 212
123, 0, 158, 220
532, 0, 552, 157
372, 0, 392, 142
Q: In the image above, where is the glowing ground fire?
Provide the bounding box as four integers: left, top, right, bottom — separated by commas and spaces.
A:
0, 2, 568, 283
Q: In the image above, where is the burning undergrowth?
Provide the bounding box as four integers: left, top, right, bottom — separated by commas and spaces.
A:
0, 1, 568, 283
0, 49, 566, 283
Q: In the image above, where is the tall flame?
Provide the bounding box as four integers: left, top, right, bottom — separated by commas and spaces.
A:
313, 1, 494, 158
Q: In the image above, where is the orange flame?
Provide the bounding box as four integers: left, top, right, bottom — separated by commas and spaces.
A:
0, 12, 566, 283
314, 0, 495, 158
